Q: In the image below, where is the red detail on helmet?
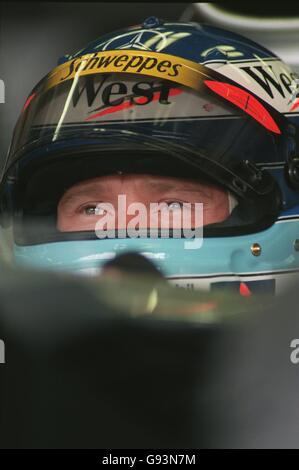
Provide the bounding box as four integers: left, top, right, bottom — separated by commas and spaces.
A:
22, 93, 36, 112
85, 88, 183, 121
204, 80, 281, 134
239, 282, 252, 297
290, 98, 299, 112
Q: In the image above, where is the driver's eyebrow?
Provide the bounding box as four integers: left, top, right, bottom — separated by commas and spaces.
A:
59, 185, 108, 204
147, 180, 212, 196
59, 179, 213, 206
148, 179, 202, 189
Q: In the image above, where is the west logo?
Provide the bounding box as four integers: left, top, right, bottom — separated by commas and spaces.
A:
241, 64, 299, 100
72, 75, 176, 112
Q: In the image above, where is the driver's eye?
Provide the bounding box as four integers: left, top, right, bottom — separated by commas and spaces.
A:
167, 201, 184, 210
84, 205, 106, 216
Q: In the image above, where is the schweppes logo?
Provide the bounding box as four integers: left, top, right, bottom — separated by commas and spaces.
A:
44, 50, 210, 93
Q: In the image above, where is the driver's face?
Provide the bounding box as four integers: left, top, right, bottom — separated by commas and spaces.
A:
57, 173, 230, 232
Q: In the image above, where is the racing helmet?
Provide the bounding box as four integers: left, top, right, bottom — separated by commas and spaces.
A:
1, 17, 299, 294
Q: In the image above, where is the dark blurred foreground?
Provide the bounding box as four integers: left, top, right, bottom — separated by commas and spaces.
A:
0, 266, 298, 448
